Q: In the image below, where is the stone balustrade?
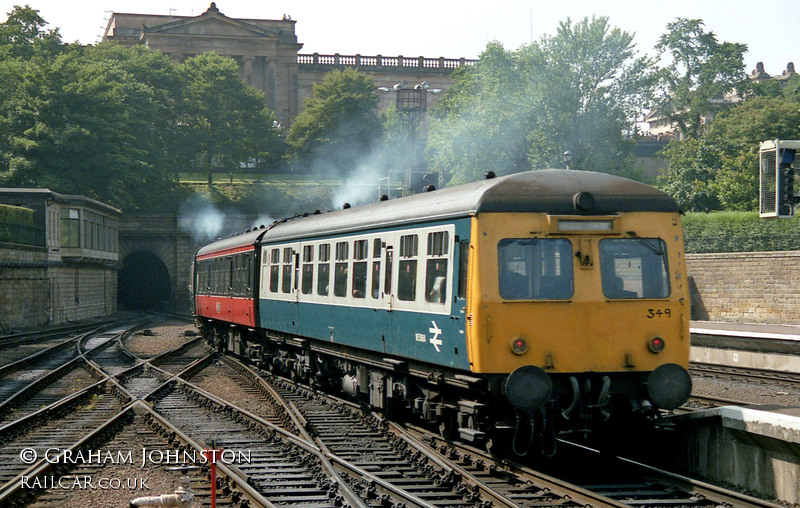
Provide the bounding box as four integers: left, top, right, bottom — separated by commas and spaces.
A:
297, 53, 476, 73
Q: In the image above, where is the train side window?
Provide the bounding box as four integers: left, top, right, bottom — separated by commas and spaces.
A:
301, 245, 314, 295
457, 240, 469, 299
398, 234, 418, 301
334, 241, 349, 297
281, 247, 293, 293
269, 249, 280, 293
352, 239, 368, 298
245, 253, 253, 293
371, 260, 381, 298
384, 247, 393, 297
425, 232, 449, 304
228, 257, 235, 294
317, 244, 330, 296
373, 238, 382, 258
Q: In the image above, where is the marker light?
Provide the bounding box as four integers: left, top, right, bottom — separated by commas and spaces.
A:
511, 336, 528, 355
649, 336, 665, 353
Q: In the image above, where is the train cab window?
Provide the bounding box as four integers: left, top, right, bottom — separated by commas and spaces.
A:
317, 244, 330, 296
269, 249, 280, 293
281, 247, 293, 293
425, 232, 449, 304
599, 239, 669, 299
302, 245, 314, 295
398, 234, 419, 301
334, 241, 349, 297
352, 240, 368, 298
498, 239, 573, 300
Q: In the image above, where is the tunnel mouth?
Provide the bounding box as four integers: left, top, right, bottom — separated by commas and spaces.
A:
118, 251, 171, 310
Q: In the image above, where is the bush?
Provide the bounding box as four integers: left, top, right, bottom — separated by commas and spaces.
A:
683, 212, 800, 253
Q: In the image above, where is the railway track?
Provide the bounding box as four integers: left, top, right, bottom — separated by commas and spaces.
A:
0, 319, 789, 508
690, 362, 800, 387
211, 353, 784, 508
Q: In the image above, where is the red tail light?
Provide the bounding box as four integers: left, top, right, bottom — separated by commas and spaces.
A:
649, 336, 665, 353
511, 336, 528, 355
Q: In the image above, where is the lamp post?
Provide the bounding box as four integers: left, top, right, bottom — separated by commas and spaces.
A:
377, 82, 442, 198
563, 150, 573, 170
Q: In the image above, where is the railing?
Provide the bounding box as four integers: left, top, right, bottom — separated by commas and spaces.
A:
297, 53, 476, 72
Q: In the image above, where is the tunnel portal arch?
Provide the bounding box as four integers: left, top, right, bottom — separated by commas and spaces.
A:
118, 251, 172, 310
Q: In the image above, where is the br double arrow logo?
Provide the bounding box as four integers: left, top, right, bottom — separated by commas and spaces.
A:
429, 321, 442, 352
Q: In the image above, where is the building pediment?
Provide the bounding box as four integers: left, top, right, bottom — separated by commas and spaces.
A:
144, 5, 279, 39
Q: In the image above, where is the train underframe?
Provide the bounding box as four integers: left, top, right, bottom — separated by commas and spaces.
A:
198, 319, 678, 457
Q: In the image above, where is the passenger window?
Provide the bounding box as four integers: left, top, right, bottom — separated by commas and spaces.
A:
317, 244, 330, 296
269, 249, 280, 293
425, 232, 449, 304
599, 239, 670, 299
371, 260, 381, 298
498, 239, 573, 300
281, 247, 293, 293
384, 247, 393, 297
352, 240, 368, 298
334, 241, 349, 297
398, 234, 418, 301
302, 245, 314, 295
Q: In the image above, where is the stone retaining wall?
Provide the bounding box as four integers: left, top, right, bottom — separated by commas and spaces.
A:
686, 251, 800, 324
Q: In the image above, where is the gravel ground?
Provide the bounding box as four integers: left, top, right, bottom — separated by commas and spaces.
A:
124, 320, 198, 359
28, 419, 204, 508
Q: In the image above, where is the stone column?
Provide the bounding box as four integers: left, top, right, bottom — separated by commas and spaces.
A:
244, 56, 254, 85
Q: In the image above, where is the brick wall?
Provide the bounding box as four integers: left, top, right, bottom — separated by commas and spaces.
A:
686, 251, 800, 324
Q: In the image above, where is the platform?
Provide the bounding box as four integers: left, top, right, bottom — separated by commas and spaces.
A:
661, 405, 800, 504
690, 321, 800, 373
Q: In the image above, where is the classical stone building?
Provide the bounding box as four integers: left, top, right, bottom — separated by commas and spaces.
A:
102, 2, 475, 127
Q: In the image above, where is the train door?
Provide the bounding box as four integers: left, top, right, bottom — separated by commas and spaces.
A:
451, 238, 469, 369
382, 245, 395, 353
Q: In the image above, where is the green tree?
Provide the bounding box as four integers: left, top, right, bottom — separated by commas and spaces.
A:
0, 44, 186, 210
427, 17, 655, 184
0, 4, 63, 61
176, 52, 281, 176
655, 18, 747, 139
658, 88, 800, 211
286, 68, 382, 175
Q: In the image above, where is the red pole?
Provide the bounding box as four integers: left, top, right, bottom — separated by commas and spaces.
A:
211, 458, 217, 508
204, 448, 221, 508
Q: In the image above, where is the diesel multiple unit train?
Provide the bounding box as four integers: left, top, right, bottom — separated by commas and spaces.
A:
192, 169, 692, 455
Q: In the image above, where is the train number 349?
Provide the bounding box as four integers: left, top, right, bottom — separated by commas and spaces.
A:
646, 308, 671, 319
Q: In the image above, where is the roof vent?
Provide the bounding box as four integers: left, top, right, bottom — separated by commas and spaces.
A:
424, 185, 436, 192
379, 194, 389, 201
485, 171, 496, 179
343, 203, 351, 209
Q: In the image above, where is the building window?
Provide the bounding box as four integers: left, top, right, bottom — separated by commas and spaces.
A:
60, 208, 80, 248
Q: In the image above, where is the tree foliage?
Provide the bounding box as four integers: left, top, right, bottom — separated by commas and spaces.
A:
427, 17, 655, 184
0, 6, 283, 211
658, 75, 800, 212
286, 68, 382, 175
176, 52, 281, 174
655, 18, 747, 139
